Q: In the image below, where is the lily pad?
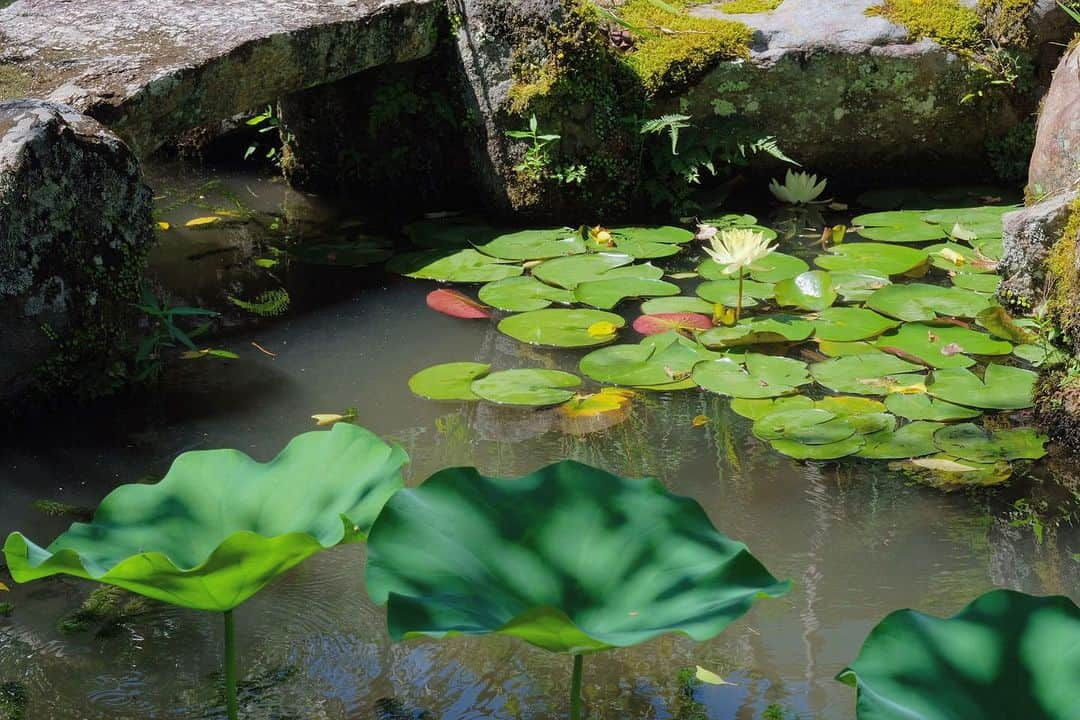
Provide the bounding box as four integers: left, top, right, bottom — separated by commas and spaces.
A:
753, 409, 856, 445
532, 253, 637, 289
589, 227, 692, 258
499, 309, 626, 348
612, 226, 695, 245
476, 228, 586, 261
478, 276, 575, 311
774, 271, 837, 311
409, 362, 491, 401
731, 396, 815, 421
699, 316, 815, 347
810, 353, 925, 396
632, 313, 713, 336
830, 270, 892, 302
817, 340, 881, 357
921, 205, 1013, 238
696, 279, 775, 307
866, 283, 992, 322
389, 249, 523, 283
873, 323, 1012, 369
884, 394, 982, 421
927, 364, 1036, 410
857, 421, 944, 459
933, 423, 1048, 463
814, 397, 896, 434
640, 296, 716, 315
770, 435, 867, 461
815, 243, 929, 277
926, 242, 997, 274
405, 219, 500, 249
837, 589, 1080, 720
853, 210, 948, 243
747, 252, 809, 283
902, 454, 1014, 489
574, 277, 680, 310
470, 369, 582, 407
952, 273, 1001, 294
580, 332, 719, 388
810, 308, 900, 343
365, 461, 790, 654
975, 305, 1036, 343
693, 354, 812, 399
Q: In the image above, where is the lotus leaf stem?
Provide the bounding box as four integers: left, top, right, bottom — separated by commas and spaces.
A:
736, 272, 745, 322
570, 653, 584, 720
224, 610, 239, 720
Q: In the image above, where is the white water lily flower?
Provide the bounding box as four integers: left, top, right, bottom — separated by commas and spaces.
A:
704, 227, 777, 275
769, 169, 828, 205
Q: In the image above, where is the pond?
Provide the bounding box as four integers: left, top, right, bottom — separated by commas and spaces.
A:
1, 166, 1078, 720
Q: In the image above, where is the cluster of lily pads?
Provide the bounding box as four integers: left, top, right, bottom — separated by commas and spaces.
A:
401, 205, 1050, 489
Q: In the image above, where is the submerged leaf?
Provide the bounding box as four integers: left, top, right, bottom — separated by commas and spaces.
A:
426, 289, 491, 319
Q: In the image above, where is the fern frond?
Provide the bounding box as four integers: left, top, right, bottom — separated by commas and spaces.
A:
640, 113, 693, 155
228, 289, 291, 317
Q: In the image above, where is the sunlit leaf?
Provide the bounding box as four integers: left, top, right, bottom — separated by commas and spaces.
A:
471, 369, 581, 407
409, 362, 491, 401
633, 313, 713, 336
426, 289, 492, 319
499, 309, 626, 348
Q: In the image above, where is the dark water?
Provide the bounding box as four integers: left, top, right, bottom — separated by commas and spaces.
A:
1, 168, 1077, 720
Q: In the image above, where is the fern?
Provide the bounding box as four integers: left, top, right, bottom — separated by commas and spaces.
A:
640, 114, 693, 155
228, 288, 291, 317
726, 136, 800, 166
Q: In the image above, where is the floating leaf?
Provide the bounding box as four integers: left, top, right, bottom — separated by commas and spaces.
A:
499, 309, 626, 348
903, 453, 1013, 489
747, 252, 809, 283
409, 362, 491, 401
477, 276, 574, 312
927, 364, 1036, 410
470, 369, 581, 407
695, 666, 735, 686
641, 296, 716, 315
810, 308, 901, 343
975, 305, 1037, 343
574, 277, 680, 309
404, 219, 500, 249
476, 228, 587, 261
365, 461, 790, 654
580, 332, 720, 388
774, 270, 837, 311
810, 353, 925, 396
426, 289, 492, 319
156, 221, 170, 231
933, 423, 1048, 463
837, 590, 1080, 720
558, 389, 636, 435
731, 396, 815, 421
632, 313, 713, 336
696, 279, 774, 307
830, 270, 891, 302
952, 273, 1001, 294
852, 210, 947, 243
817, 340, 881, 357
872, 323, 1012, 369
311, 413, 350, 427
588, 226, 694, 259
699, 316, 814, 347
857, 421, 944, 459
588, 321, 620, 339
531, 253, 638, 289
389, 249, 523, 282
884, 394, 981, 421
920, 206, 1012, 238
866, 283, 991, 322
691, 415, 710, 427
184, 216, 222, 228
771, 435, 867, 460
753, 409, 856, 445
693, 354, 812, 399
815, 243, 929, 277
814, 397, 896, 434
926, 242, 997, 274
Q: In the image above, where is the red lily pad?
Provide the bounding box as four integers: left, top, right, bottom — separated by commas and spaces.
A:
632, 313, 713, 336
426, 289, 491, 319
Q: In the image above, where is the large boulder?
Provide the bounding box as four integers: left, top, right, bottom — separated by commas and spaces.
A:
0, 100, 154, 402
1028, 41, 1080, 198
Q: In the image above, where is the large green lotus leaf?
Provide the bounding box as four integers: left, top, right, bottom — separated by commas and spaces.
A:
475, 228, 586, 261
747, 252, 809, 283
774, 271, 838, 311
694, 354, 812, 399
952, 272, 1001, 294
830, 270, 892, 302
389, 249, 523, 282
409, 362, 491, 401
810, 308, 901, 343
470, 369, 581, 407
702, 213, 758, 228
884, 394, 982, 421
817, 340, 881, 357
810, 353, 925, 396
640, 296, 715, 315
731, 395, 815, 420
580, 331, 720, 387
928, 364, 1036, 410
901, 454, 1014, 490
574, 277, 680, 310
853, 210, 949, 243
815, 397, 896, 434
498, 309, 626, 348
699, 315, 814, 348
696, 279, 774, 307
873, 323, 1012, 369
611, 226, 695, 245
926, 242, 998, 274
933, 423, 1048, 463
815, 243, 929, 277
404, 219, 501, 249
770, 434, 867, 460
3, 425, 407, 612
857, 421, 944, 460
920, 205, 1013, 238
588, 230, 685, 259
365, 461, 790, 654
753, 409, 857, 445
478, 276, 574, 311
866, 283, 992, 322
837, 589, 1080, 720
532, 253, 637, 289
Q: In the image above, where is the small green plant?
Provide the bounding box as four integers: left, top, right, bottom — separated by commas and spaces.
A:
640, 113, 693, 155
133, 287, 223, 383
1009, 498, 1048, 544
243, 106, 287, 167
505, 114, 585, 185
227, 288, 291, 317
961, 45, 1028, 104
1060, 1, 1080, 25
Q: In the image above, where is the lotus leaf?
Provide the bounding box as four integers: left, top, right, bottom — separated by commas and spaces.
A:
928, 364, 1036, 410
696, 279, 774, 307
3, 424, 407, 611
574, 277, 680, 310
932, 423, 1048, 463
810, 308, 900, 343
476, 228, 587, 261
288, 239, 394, 267
702, 213, 757, 228
853, 210, 948, 243
903, 454, 1014, 489
426, 289, 491, 319
532, 253, 638, 289
926, 242, 997, 274
471, 369, 581, 407
952, 273, 1001, 294
365, 461, 790, 655
478, 276, 575, 311
389, 249, 523, 282
921, 205, 1012, 237
753, 409, 856, 445
693, 354, 812, 399
817, 340, 881, 357
587, 228, 688, 259
731, 396, 815, 420
499, 309, 626, 348
815, 243, 929, 277
405, 219, 500, 249
873, 323, 1012, 369
774, 271, 837, 311
580, 332, 720, 388
830, 270, 892, 302
699, 316, 814, 347
810, 353, 925, 396
770, 435, 867, 461
612, 226, 695, 245
1014, 343, 1053, 366
814, 397, 897, 434
632, 313, 713, 336
746, 252, 809, 283
857, 421, 944, 459
837, 589, 1080, 720
640, 296, 715, 315
975, 305, 1036, 343
866, 283, 991, 322
409, 362, 491, 401
884, 394, 981, 421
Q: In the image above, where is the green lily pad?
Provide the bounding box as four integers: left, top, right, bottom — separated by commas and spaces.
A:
837, 589, 1080, 720
933, 423, 1048, 463
589, 228, 691, 259
532, 253, 637, 289
920, 205, 1013, 238
928, 364, 1037, 410
476, 228, 587, 261
365, 461, 790, 654
853, 210, 948, 243
1013, 343, 1056, 366
470, 369, 581, 407
866, 283, 992, 322
926, 242, 997, 274
498, 309, 626, 348
696, 279, 774, 307
478, 276, 575, 311
770, 434, 867, 461
884, 394, 982, 421
389, 248, 523, 282
409, 362, 491, 401
747, 252, 809, 283
731, 395, 816, 420
3, 425, 407, 611
901, 454, 1014, 489
774, 270, 838, 311
693, 354, 812, 399
612, 226, 694, 244
817, 340, 881, 357
574, 277, 680, 310
810, 353, 925, 396
702, 213, 758, 228
405, 219, 500, 249
815, 243, 929, 277
857, 421, 944, 459
699, 316, 815, 347
952, 273, 1001, 294
873, 323, 1012, 369
640, 296, 716, 315
579, 331, 720, 388
975, 305, 1037, 343
753, 409, 856, 445
814, 397, 896, 434
810, 308, 901, 343
830, 270, 892, 302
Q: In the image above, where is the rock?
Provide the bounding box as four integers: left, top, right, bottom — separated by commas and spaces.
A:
0, 99, 154, 402
998, 189, 1079, 308
1028, 42, 1080, 198
0, 0, 442, 155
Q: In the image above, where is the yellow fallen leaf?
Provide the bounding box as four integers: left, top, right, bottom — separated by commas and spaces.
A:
692, 415, 710, 427
0, 581, 8, 592
888, 382, 928, 395
587, 321, 619, 339
831, 224, 847, 244
559, 388, 636, 418
713, 305, 737, 327
936, 248, 966, 267
185, 216, 221, 228
156, 221, 171, 231
695, 666, 736, 686
911, 458, 977, 473
311, 413, 347, 426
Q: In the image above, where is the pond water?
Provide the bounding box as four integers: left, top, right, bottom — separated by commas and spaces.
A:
1, 167, 1078, 720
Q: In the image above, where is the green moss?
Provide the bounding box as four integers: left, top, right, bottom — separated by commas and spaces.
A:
868, 0, 983, 52
978, 0, 1039, 47
621, 0, 752, 94
720, 0, 783, 13
57, 585, 152, 635
0, 63, 30, 101
1046, 197, 1080, 343
31, 499, 93, 520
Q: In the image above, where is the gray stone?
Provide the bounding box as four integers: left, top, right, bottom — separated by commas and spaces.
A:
1028, 43, 1080, 198
998, 189, 1079, 307
0, 0, 442, 155
0, 99, 153, 401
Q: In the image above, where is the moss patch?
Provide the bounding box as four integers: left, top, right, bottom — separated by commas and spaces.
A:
1046, 197, 1080, 346
978, 0, 1039, 47
0, 63, 31, 101
868, 0, 983, 52
720, 0, 783, 13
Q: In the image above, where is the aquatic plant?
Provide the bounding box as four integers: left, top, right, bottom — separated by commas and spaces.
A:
3, 425, 407, 720
702, 227, 777, 320
769, 170, 828, 205
365, 460, 789, 720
